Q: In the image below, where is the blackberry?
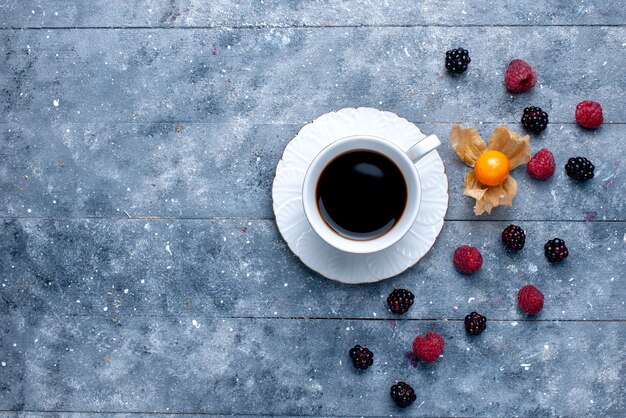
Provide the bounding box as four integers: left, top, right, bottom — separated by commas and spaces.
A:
521, 106, 549, 134
445, 48, 471, 74
502, 224, 526, 251
565, 157, 595, 181
387, 289, 415, 315
544, 238, 568, 263
349, 345, 373, 370
464, 312, 487, 335
390, 381, 417, 408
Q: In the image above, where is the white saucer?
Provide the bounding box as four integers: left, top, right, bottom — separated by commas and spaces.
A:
272, 107, 449, 284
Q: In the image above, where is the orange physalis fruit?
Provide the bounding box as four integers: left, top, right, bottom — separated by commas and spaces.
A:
474, 150, 510, 186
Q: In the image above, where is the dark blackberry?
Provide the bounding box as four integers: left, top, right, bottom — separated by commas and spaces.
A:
387, 289, 415, 315
565, 157, 595, 181
544, 238, 568, 263
349, 345, 373, 370
502, 224, 526, 251
390, 381, 417, 408
464, 312, 487, 335
521, 106, 549, 134
445, 48, 471, 74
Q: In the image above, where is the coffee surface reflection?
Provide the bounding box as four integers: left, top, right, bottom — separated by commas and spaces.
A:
316, 150, 407, 240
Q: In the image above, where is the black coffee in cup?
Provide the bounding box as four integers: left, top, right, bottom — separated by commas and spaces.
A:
316, 150, 407, 240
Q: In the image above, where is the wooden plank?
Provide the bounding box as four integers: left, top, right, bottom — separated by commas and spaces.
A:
0, 415, 241, 418
1, 27, 625, 126
1, 1, 625, 28
1, 122, 623, 220
0, 414, 315, 418
1, 219, 623, 320
0, 414, 267, 418
0, 316, 624, 415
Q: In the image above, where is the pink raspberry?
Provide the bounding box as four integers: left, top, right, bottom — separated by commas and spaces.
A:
504, 59, 537, 93
412, 332, 444, 362
527, 148, 556, 180
453, 245, 483, 275
575, 101, 603, 129
518, 285, 544, 315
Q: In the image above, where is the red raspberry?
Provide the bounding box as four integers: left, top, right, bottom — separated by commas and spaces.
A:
518, 285, 544, 315
412, 332, 444, 362
504, 59, 537, 93
575, 101, 603, 129
527, 148, 556, 180
453, 245, 482, 275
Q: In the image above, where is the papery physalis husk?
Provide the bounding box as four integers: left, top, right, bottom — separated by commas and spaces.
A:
450, 124, 486, 167
451, 123, 530, 215
464, 172, 518, 215
487, 125, 531, 169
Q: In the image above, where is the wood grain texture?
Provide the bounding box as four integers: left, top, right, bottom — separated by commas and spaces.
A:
1, 0, 626, 28
1, 219, 623, 320
1, 316, 624, 416
1, 28, 625, 125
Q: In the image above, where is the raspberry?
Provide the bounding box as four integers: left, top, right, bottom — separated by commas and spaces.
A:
502, 224, 526, 251
453, 245, 482, 275
518, 285, 544, 315
565, 157, 595, 181
412, 332, 444, 362
521, 106, 549, 134
527, 148, 556, 180
504, 59, 537, 93
390, 382, 417, 408
349, 345, 373, 370
544, 238, 568, 263
464, 312, 487, 335
575, 101, 603, 129
387, 289, 415, 315
445, 48, 471, 74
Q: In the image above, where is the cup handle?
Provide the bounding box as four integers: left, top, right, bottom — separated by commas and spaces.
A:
406, 134, 441, 163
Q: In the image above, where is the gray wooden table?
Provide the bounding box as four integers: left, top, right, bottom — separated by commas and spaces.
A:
1, 1, 625, 417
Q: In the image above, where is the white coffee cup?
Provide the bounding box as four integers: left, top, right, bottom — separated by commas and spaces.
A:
302, 134, 441, 254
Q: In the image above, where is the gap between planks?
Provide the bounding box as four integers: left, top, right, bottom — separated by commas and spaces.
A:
1, 23, 625, 30
3, 314, 622, 323
0, 410, 411, 418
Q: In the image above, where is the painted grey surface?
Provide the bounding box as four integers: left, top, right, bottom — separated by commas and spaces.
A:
0, 415, 265, 418
1, 219, 623, 320
1, 0, 625, 416
1, 316, 624, 416
1, 28, 625, 126
0, 415, 257, 418
1, 0, 626, 28
0, 122, 623, 220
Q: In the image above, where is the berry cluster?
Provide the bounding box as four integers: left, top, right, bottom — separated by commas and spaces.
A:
518, 285, 544, 315
386, 289, 414, 315
390, 382, 417, 407
453, 245, 483, 274
544, 238, 569, 263
445, 48, 471, 74
505, 59, 536, 93
576, 101, 603, 129
349, 345, 374, 370
450, 225, 570, 318
521, 106, 549, 134
445, 51, 600, 184
464, 312, 487, 335
502, 224, 526, 251
527, 149, 556, 180
565, 157, 595, 181
344, 47, 601, 411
